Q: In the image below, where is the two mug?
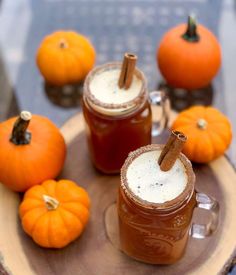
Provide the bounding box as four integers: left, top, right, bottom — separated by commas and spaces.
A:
82, 62, 219, 264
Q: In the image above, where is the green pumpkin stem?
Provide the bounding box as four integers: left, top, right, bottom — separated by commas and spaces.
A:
10, 111, 32, 145
182, 15, 200, 42
43, 195, 59, 211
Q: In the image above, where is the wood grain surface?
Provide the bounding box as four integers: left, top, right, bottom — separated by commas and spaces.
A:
0, 112, 236, 275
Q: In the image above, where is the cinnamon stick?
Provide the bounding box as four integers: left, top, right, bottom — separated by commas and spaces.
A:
158, 130, 187, 171
118, 53, 137, 89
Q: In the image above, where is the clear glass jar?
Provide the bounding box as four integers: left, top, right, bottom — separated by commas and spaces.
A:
83, 63, 169, 174
118, 144, 219, 264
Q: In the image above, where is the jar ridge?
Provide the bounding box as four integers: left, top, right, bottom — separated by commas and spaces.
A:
118, 144, 196, 264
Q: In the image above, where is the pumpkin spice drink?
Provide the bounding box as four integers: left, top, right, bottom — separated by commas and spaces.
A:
118, 131, 219, 264
127, 147, 188, 204
88, 57, 142, 115
83, 53, 153, 174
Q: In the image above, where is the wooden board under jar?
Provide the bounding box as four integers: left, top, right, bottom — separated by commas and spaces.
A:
0, 112, 236, 275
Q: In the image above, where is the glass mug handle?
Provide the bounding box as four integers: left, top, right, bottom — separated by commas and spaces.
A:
149, 91, 170, 137
190, 192, 219, 239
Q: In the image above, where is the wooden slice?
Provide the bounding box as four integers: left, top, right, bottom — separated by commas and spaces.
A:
0, 112, 236, 275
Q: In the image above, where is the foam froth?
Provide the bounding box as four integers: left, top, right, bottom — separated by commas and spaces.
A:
89, 69, 142, 105
126, 150, 187, 203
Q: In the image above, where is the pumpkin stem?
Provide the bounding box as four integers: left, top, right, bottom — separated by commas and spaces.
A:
58, 39, 68, 49
197, 118, 207, 130
43, 195, 59, 211
10, 111, 32, 145
182, 15, 200, 42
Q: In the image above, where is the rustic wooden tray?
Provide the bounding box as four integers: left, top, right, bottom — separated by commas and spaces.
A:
0, 112, 236, 275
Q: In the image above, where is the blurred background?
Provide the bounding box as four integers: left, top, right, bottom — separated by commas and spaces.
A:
0, 1, 235, 158
1, 0, 235, 165
0, 1, 229, 113
0, 0, 235, 152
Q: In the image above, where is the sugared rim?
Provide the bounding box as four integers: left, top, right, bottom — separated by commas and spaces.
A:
120, 144, 196, 211
83, 62, 147, 110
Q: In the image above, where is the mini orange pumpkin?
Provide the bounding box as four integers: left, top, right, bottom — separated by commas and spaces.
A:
0, 111, 66, 192
37, 31, 96, 86
19, 179, 90, 248
172, 106, 232, 163
157, 15, 221, 90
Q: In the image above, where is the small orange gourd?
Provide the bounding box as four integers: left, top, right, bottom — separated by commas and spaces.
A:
0, 111, 66, 192
19, 179, 90, 248
37, 31, 96, 86
157, 15, 221, 90
172, 106, 232, 163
